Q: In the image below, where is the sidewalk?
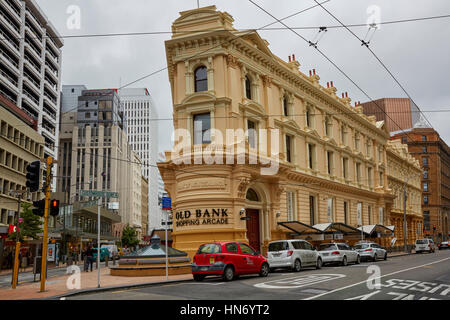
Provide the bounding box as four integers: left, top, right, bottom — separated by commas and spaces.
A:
0, 262, 85, 276
0, 266, 193, 300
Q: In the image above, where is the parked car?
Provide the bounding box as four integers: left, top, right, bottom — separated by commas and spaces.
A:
353, 242, 387, 261
415, 239, 436, 253
191, 242, 269, 281
92, 248, 110, 262
438, 241, 449, 250
267, 240, 322, 272
318, 242, 360, 266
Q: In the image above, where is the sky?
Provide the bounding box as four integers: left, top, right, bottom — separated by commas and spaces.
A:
34, 0, 450, 152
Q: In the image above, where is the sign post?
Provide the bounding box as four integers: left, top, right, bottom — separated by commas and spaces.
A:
162, 197, 171, 281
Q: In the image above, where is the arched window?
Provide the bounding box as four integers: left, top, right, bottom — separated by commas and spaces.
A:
246, 188, 259, 201
194, 66, 208, 92
245, 76, 252, 99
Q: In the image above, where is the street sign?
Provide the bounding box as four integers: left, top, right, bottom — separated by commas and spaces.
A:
162, 197, 171, 210
80, 190, 119, 198
80, 200, 98, 209
8, 225, 19, 234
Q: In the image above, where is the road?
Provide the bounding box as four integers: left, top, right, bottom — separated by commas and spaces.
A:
66, 249, 450, 301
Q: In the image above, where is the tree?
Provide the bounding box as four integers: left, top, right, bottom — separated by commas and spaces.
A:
121, 224, 139, 248
8, 203, 43, 241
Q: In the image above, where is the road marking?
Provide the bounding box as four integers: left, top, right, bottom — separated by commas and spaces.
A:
304, 256, 450, 300
254, 274, 346, 289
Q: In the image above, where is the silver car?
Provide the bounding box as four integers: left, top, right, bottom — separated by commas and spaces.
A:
415, 239, 436, 253
268, 240, 322, 272
318, 242, 360, 266
353, 242, 387, 261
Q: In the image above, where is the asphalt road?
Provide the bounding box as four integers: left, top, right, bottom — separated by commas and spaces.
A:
67, 250, 450, 301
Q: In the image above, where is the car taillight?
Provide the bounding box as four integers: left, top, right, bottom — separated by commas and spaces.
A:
331, 251, 340, 255
287, 250, 293, 257
365, 248, 373, 252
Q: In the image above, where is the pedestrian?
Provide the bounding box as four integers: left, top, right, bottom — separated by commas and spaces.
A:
86, 245, 94, 272
6, 251, 12, 269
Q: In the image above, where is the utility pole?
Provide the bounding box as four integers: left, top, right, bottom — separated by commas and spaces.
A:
11, 190, 26, 289
403, 182, 408, 253
40, 157, 54, 292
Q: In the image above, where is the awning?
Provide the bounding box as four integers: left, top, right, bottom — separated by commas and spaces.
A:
357, 224, 394, 236
278, 221, 323, 235
313, 222, 366, 235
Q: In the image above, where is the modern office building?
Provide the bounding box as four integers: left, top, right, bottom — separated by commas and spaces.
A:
61, 85, 87, 113
0, 0, 63, 161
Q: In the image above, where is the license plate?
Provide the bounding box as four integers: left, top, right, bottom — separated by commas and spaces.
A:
272, 253, 281, 257
322, 253, 329, 256
209, 258, 215, 264
200, 267, 209, 271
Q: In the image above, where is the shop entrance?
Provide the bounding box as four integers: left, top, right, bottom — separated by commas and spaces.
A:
246, 209, 260, 251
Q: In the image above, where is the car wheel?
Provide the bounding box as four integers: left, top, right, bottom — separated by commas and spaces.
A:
193, 274, 205, 282
222, 265, 235, 282
316, 258, 323, 269
356, 255, 361, 264
384, 253, 387, 260
259, 263, 269, 277
341, 256, 348, 266
373, 254, 377, 262
292, 259, 302, 272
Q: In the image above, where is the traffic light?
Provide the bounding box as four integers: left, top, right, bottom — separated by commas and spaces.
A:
26, 160, 41, 192
50, 199, 60, 216
32, 199, 45, 217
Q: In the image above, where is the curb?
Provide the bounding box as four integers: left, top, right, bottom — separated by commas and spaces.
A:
39, 277, 194, 300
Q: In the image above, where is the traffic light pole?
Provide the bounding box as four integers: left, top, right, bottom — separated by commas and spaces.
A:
11, 193, 22, 289
40, 157, 53, 292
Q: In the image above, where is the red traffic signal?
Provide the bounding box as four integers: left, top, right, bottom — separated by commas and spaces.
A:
50, 199, 60, 216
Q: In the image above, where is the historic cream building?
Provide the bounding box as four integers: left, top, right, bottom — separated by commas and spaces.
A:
386, 139, 423, 247
158, 6, 422, 256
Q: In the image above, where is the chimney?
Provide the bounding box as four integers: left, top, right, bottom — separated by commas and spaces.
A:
342, 93, 345, 98
345, 92, 348, 98
327, 82, 330, 88
330, 81, 334, 87
292, 54, 295, 61
288, 55, 291, 62
309, 70, 312, 77
313, 69, 316, 75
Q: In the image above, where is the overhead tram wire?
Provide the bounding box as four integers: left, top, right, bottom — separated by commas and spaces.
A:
248, 0, 418, 143
312, 0, 435, 130
2, 13, 450, 42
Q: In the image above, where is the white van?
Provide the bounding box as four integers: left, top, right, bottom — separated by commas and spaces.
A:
267, 240, 322, 272
415, 239, 435, 253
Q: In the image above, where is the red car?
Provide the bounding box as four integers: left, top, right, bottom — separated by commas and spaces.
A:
192, 241, 269, 281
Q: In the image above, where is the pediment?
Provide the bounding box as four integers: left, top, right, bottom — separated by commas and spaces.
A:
325, 137, 338, 147
240, 32, 274, 58
239, 100, 267, 117
181, 92, 217, 105
175, 6, 220, 23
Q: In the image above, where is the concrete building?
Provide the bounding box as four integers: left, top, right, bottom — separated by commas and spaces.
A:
0, 0, 63, 162
158, 6, 423, 257
61, 85, 87, 113
391, 127, 450, 242
141, 176, 149, 240
119, 88, 159, 235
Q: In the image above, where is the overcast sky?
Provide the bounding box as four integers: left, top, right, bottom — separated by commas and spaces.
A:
35, 0, 450, 152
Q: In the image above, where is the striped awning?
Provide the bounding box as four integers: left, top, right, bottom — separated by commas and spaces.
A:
313, 222, 366, 235
278, 221, 323, 235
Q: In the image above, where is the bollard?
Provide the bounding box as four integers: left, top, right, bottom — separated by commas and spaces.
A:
105, 255, 109, 267
113, 255, 116, 266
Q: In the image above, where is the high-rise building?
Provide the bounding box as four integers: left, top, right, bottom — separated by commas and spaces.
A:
61, 85, 87, 113
0, 0, 63, 161
119, 88, 159, 234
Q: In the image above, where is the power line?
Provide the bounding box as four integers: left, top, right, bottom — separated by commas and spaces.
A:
248, 0, 418, 145
312, 0, 435, 130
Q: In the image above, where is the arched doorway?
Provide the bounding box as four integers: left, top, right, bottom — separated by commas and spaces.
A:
245, 188, 265, 252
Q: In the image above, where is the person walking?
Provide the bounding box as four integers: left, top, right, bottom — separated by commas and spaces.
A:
82, 247, 88, 272
86, 245, 94, 272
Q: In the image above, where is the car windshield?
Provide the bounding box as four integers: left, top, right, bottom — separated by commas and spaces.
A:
416, 239, 428, 244
197, 244, 221, 254
319, 244, 337, 251
268, 242, 288, 252
353, 244, 370, 250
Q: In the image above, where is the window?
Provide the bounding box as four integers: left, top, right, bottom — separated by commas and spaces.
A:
197, 243, 221, 254
245, 76, 252, 99
247, 120, 257, 149
306, 107, 313, 128
246, 188, 259, 201
283, 96, 289, 116
225, 243, 238, 253
401, 137, 407, 144
286, 135, 292, 163
309, 195, 316, 225
344, 201, 348, 225
342, 157, 348, 179
239, 243, 256, 255
423, 157, 428, 166
308, 143, 315, 169
327, 151, 333, 175
193, 113, 211, 145
422, 135, 427, 142
355, 132, 360, 151
423, 182, 428, 192
356, 163, 361, 183
379, 171, 384, 186
422, 146, 427, 153
286, 191, 295, 220
325, 116, 332, 138
424, 195, 429, 205
423, 170, 428, 179
194, 66, 208, 92
368, 205, 372, 225
423, 211, 430, 230
340, 125, 346, 145
85, 112, 90, 119
367, 167, 373, 188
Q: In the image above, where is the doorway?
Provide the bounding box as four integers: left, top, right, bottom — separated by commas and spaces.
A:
246, 208, 260, 251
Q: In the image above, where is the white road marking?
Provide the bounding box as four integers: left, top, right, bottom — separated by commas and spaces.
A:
254, 274, 346, 289
304, 256, 450, 300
